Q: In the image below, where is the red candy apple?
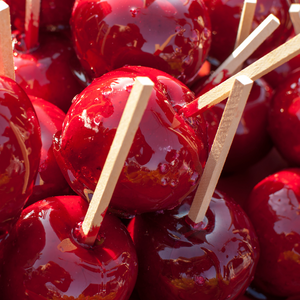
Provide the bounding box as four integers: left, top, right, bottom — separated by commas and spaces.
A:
203, 0, 292, 64
12, 31, 83, 113
245, 168, 300, 297
0, 195, 138, 299
71, 0, 212, 85
128, 190, 259, 300
0, 75, 41, 234
26, 96, 72, 207
268, 68, 300, 165
53, 66, 209, 216
5, 0, 75, 32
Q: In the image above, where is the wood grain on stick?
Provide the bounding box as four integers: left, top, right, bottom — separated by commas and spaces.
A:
289, 4, 300, 35
81, 77, 154, 246
188, 75, 253, 224
209, 14, 279, 84
182, 32, 300, 117
234, 0, 257, 49
0, 1, 15, 80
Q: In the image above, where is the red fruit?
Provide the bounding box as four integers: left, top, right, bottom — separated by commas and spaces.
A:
268, 68, 300, 165
13, 31, 83, 113
53, 66, 209, 216
245, 168, 300, 297
128, 190, 259, 300
0, 76, 41, 234
5, 0, 75, 32
203, 0, 292, 64
26, 97, 72, 207
0, 195, 138, 299
71, 0, 211, 85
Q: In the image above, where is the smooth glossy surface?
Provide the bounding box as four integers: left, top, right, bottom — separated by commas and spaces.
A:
5, 0, 75, 32
128, 190, 259, 300
26, 97, 72, 207
0, 76, 41, 234
71, 0, 211, 85
13, 31, 83, 113
53, 66, 209, 216
268, 69, 300, 165
0, 195, 138, 299
203, 0, 292, 64
246, 169, 300, 297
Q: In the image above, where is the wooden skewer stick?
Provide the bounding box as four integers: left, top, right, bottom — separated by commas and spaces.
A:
289, 4, 300, 35
234, 0, 257, 49
233, 0, 257, 73
181, 32, 300, 117
207, 14, 279, 85
81, 77, 154, 246
25, 0, 41, 50
0, 1, 15, 80
188, 75, 253, 224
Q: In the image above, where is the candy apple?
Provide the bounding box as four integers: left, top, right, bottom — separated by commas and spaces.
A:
0, 195, 138, 299
53, 66, 209, 216
245, 168, 300, 297
71, 0, 212, 85
203, 0, 292, 64
128, 190, 259, 300
12, 31, 83, 113
268, 68, 300, 165
0, 75, 41, 234
5, 0, 75, 32
26, 97, 72, 207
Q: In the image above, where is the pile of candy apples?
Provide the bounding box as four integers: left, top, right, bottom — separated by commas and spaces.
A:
0, 0, 300, 299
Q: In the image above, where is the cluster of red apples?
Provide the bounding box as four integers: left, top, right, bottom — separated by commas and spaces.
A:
0, 0, 300, 300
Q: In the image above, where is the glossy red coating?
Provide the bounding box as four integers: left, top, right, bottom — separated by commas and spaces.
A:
13, 31, 83, 113
71, 0, 212, 85
53, 66, 209, 216
128, 190, 259, 300
210, 78, 274, 173
0, 76, 41, 234
246, 169, 300, 297
5, 0, 75, 32
268, 69, 300, 166
203, 0, 292, 64
0, 195, 138, 299
26, 97, 72, 207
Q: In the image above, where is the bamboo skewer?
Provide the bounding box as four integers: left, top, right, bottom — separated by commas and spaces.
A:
0, 1, 15, 80
188, 75, 253, 224
81, 77, 154, 246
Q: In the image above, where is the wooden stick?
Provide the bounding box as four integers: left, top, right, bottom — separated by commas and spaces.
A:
289, 4, 300, 35
233, 0, 257, 73
81, 77, 154, 246
207, 14, 279, 85
188, 75, 253, 224
0, 1, 15, 80
181, 32, 300, 117
234, 0, 257, 49
25, 0, 41, 50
